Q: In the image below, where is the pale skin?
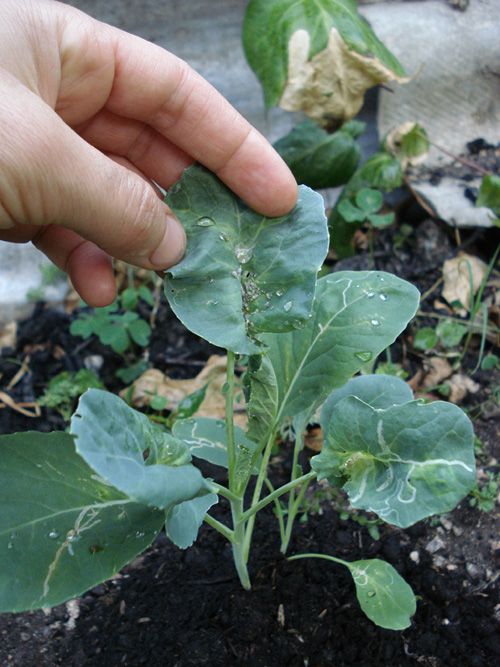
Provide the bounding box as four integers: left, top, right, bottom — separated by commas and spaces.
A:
0, 0, 298, 307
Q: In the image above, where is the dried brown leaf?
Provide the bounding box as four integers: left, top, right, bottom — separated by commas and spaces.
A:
446, 373, 481, 404
422, 356, 453, 388
0, 322, 16, 351
121, 355, 247, 429
442, 253, 488, 316
280, 28, 408, 126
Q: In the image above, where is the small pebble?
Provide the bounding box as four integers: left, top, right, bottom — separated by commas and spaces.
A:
440, 517, 453, 531
426, 536, 445, 554
409, 550, 420, 564
466, 563, 480, 578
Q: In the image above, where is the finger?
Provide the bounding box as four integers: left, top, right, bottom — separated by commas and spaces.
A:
76, 109, 193, 191
33, 225, 116, 308
103, 151, 165, 198
56, 14, 298, 216
0, 85, 186, 272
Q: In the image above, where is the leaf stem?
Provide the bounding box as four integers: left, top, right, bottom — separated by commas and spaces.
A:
203, 514, 235, 543
210, 482, 242, 503
225, 350, 236, 491
241, 430, 276, 555
264, 477, 286, 544
288, 552, 348, 567
239, 471, 316, 524
280, 475, 313, 554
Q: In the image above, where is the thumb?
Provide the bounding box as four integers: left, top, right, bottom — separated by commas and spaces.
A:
0, 89, 186, 271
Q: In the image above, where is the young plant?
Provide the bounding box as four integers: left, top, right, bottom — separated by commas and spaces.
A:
0, 165, 475, 631
37, 369, 105, 422
70, 291, 152, 355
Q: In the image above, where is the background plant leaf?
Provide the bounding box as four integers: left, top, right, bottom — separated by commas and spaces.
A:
273, 119, 363, 189
164, 164, 329, 354
329, 153, 403, 257
262, 271, 420, 426
243, 0, 406, 118
0, 432, 165, 612
313, 395, 475, 527
71, 389, 206, 510
476, 174, 500, 218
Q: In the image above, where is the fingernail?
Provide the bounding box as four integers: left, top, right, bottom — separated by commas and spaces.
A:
149, 215, 186, 269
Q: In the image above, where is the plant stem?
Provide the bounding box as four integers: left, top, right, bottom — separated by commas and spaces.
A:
225, 350, 236, 491
239, 472, 316, 524
230, 497, 251, 589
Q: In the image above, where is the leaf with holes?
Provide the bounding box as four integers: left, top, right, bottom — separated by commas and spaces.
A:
164, 164, 329, 354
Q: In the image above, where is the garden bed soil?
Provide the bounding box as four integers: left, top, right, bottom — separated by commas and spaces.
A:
1, 218, 500, 666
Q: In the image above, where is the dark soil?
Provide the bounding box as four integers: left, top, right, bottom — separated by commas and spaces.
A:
1, 217, 500, 666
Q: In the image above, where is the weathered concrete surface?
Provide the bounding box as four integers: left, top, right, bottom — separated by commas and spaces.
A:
363, 0, 500, 227
0, 243, 68, 327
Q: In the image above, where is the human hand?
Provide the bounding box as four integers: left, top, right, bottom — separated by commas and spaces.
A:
0, 0, 298, 306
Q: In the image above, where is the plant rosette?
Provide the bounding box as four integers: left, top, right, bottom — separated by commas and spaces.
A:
0, 164, 475, 631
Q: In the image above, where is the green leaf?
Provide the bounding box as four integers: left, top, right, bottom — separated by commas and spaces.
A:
243, 0, 406, 112
164, 164, 329, 354
476, 174, 500, 217
138, 284, 155, 306
172, 417, 261, 473
355, 188, 383, 214
347, 559, 416, 629
71, 389, 206, 510
0, 431, 165, 612
115, 360, 150, 384
273, 120, 362, 189
121, 287, 138, 311
413, 327, 438, 351
175, 383, 209, 421
263, 271, 420, 425
165, 492, 218, 549
69, 317, 94, 339
312, 395, 475, 527
329, 153, 403, 257
99, 321, 131, 353
127, 318, 152, 347
338, 199, 366, 223
243, 354, 279, 444
368, 212, 394, 228
436, 319, 468, 348
399, 123, 430, 159
482, 354, 499, 370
